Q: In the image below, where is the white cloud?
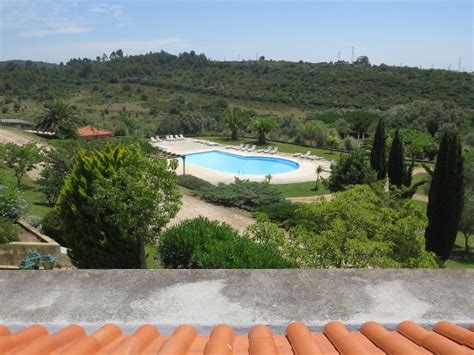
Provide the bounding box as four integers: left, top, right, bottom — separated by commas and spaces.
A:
88, 3, 130, 25
19, 25, 92, 38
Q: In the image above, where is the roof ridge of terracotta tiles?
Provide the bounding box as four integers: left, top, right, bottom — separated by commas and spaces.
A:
1, 321, 473, 355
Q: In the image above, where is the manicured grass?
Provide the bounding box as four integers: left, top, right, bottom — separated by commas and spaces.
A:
0, 167, 53, 217
198, 135, 342, 161
274, 181, 330, 198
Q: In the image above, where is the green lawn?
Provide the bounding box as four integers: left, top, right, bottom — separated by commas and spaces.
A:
0, 166, 53, 217
412, 172, 430, 195
274, 181, 330, 198
198, 135, 342, 161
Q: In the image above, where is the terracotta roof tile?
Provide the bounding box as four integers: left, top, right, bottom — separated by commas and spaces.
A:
0, 321, 473, 354
77, 125, 112, 137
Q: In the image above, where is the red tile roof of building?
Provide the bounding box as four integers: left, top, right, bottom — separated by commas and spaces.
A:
0, 321, 472, 354
77, 125, 112, 137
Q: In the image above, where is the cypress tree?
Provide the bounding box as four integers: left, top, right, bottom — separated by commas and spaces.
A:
425, 130, 464, 260
370, 119, 387, 179
388, 129, 405, 187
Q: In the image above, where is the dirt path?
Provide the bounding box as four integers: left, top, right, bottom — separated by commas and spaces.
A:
167, 194, 256, 233
287, 194, 334, 203
0, 128, 48, 180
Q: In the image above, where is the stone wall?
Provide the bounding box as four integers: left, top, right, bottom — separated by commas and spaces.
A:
0, 220, 60, 266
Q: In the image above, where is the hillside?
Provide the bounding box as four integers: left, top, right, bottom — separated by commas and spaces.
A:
0, 51, 472, 150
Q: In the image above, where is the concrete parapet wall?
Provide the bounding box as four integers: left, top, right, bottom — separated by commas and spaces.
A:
0, 269, 472, 334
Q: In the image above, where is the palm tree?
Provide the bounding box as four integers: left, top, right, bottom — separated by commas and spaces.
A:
315, 165, 323, 190
36, 100, 77, 138
253, 117, 275, 145
224, 107, 247, 140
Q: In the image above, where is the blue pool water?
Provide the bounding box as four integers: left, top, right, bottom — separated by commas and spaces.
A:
183, 150, 299, 175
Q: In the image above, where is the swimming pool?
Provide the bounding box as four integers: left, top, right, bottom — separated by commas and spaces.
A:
183, 150, 299, 175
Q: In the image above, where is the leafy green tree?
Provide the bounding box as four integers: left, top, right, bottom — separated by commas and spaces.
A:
303, 120, 329, 147
333, 118, 351, 138
0, 184, 27, 221
35, 99, 78, 138
328, 149, 377, 192
39, 145, 75, 205
370, 119, 387, 179
388, 129, 405, 187
327, 135, 340, 153
224, 107, 247, 140
425, 130, 464, 260
58, 145, 181, 268
0, 143, 43, 186
284, 185, 438, 268
253, 117, 276, 145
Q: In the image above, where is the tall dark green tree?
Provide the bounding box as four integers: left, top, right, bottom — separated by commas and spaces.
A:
388, 129, 405, 187
425, 130, 464, 260
370, 119, 387, 179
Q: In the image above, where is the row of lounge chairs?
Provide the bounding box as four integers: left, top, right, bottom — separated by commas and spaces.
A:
225, 144, 279, 154
193, 139, 219, 146
150, 134, 185, 143
293, 151, 324, 161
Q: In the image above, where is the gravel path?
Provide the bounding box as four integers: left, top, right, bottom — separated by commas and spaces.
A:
167, 194, 256, 233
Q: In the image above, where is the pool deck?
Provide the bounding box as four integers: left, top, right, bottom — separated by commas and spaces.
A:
155, 139, 331, 184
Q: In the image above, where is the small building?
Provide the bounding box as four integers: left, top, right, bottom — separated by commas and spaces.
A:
77, 125, 112, 139
0, 119, 33, 129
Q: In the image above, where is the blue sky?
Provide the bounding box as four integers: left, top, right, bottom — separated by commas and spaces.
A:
0, 0, 472, 71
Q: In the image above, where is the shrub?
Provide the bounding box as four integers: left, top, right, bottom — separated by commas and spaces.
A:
199, 178, 284, 211
177, 174, 213, 190
25, 215, 42, 228
256, 201, 302, 228
41, 209, 66, 246
159, 217, 292, 268
0, 184, 27, 222
0, 217, 19, 244
343, 136, 360, 151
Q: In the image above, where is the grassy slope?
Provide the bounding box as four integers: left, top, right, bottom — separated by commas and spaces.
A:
0, 166, 52, 217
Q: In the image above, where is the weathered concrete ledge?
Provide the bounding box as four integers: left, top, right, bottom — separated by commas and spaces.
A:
0, 269, 472, 334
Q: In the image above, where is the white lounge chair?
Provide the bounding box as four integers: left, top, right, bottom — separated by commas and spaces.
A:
174, 135, 181, 140
209, 141, 218, 146
179, 134, 185, 140
155, 135, 162, 142
240, 144, 249, 151
293, 152, 302, 157
232, 144, 243, 150
270, 147, 279, 154
150, 137, 157, 143
300, 151, 312, 159
247, 145, 256, 152
257, 146, 268, 153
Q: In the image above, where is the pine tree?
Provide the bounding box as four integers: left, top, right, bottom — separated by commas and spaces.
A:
388, 129, 405, 187
425, 130, 464, 260
370, 119, 387, 179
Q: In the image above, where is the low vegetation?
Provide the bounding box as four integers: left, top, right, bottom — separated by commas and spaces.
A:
198, 177, 284, 211
159, 217, 293, 269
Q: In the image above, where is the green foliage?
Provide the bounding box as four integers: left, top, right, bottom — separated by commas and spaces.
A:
176, 174, 213, 190
0, 184, 27, 221
224, 107, 249, 140
199, 177, 284, 211
328, 149, 377, 192
284, 185, 438, 268
58, 145, 181, 268
41, 209, 66, 246
0, 217, 19, 244
370, 119, 387, 179
303, 120, 329, 147
0, 142, 43, 186
458, 149, 473, 254
39, 144, 75, 205
159, 217, 292, 269
388, 129, 405, 187
35, 99, 78, 138
252, 117, 276, 145
257, 201, 303, 228
425, 130, 464, 260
